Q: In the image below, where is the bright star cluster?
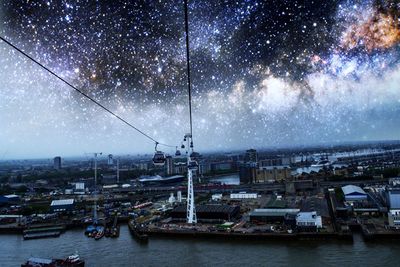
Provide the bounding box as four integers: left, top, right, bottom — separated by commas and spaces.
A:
0, 0, 399, 158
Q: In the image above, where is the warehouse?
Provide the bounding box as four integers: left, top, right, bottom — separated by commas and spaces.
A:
296, 211, 322, 231
387, 189, 400, 209
0, 194, 20, 206
249, 208, 300, 223
170, 204, 240, 223
341, 185, 367, 201
230, 192, 258, 199
50, 199, 75, 212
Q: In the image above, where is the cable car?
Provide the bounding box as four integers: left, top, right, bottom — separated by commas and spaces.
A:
175, 149, 181, 157
153, 151, 166, 166
153, 142, 166, 166
188, 160, 198, 171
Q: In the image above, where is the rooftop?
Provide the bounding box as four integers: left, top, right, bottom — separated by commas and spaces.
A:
50, 199, 74, 206
341, 185, 366, 196
250, 208, 300, 217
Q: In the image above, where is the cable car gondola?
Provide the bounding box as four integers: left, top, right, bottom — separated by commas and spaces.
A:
153, 143, 166, 166
175, 146, 181, 157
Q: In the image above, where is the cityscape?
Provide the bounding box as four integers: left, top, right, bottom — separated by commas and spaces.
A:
1, 0, 400, 267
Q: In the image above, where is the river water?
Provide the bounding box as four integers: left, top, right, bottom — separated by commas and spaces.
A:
1, 225, 400, 267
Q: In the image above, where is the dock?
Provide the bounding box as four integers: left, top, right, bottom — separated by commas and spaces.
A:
128, 220, 148, 242
142, 226, 353, 241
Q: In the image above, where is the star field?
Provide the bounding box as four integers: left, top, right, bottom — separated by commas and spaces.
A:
0, 0, 400, 158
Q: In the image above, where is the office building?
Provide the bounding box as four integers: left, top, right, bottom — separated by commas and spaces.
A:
165, 156, 174, 175
107, 154, 113, 165
53, 156, 61, 170
244, 149, 258, 163
239, 162, 257, 184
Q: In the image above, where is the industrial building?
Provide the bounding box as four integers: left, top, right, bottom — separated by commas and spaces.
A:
256, 166, 292, 182
102, 174, 117, 185
50, 199, 74, 212
387, 189, 400, 228
170, 205, 240, 222
388, 210, 400, 228
387, 189, 400, 209
296, 211, 322, 231
249, 208, 300, 223
341, 185, 367, 201
211, 194, 223, 201
230, 192, 258, 199
0, 194, 20, 205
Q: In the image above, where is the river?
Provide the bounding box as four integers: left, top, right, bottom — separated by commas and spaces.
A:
1, 226, 400, 266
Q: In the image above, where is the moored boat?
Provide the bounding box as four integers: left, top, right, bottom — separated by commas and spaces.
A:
21, 254, 85, 267
94, 226, 104, 240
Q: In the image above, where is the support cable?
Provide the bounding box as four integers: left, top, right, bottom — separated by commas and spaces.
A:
0, 35, 175, 148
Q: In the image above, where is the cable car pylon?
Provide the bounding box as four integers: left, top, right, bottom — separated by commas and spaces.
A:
183, 0, 197, 224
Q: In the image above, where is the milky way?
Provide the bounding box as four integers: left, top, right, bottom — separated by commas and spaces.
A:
0, 0, 400, 158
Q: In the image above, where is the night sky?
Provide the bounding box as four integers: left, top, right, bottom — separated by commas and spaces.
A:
1, 0, 400, 158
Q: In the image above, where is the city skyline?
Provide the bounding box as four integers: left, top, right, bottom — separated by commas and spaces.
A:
1, 0, 400, 158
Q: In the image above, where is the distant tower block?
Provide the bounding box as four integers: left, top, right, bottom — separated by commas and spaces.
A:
108, 154, 113, 165
116, 158, 120, 184
165, 156, 174, 175
177, 191, 182, 202
245, 149, 258, 163
53, 156, 61, 170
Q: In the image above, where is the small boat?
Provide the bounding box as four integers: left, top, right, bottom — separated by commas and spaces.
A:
104, 227, 111, 237
84, 225, 96, 236
111, 225, 120, 238
94, 226, 104, 240
21, 253, 85, 267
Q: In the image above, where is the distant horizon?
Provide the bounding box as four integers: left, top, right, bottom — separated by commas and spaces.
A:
1, 139, 399, 161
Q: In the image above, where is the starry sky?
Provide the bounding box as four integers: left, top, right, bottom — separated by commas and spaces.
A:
0, 0, 400, 159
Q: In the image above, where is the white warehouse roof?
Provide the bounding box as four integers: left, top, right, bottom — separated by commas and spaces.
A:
341, 185, 366, 196
50, 199, 74, 206
4, 194, 19, 198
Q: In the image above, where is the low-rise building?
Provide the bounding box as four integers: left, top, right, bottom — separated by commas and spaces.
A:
170, 205, 240, 223
256, 166, 292, 182
387, 189, 400, 228
388, 209, 400, 229
50, 199, 74, 212
296, 211, 322, 231
212, 194, 223, 201
342, 185, 367, 201
230, 192, 258, 199
249, 208, 300, 223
